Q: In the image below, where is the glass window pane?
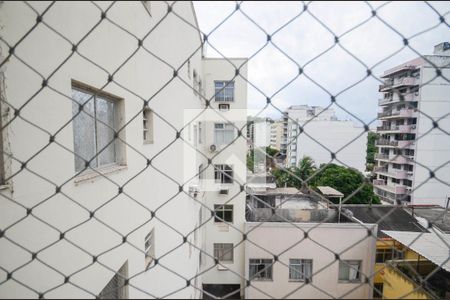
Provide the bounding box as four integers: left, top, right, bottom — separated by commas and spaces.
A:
72, 89, 96, 172
96, 97, 116, 167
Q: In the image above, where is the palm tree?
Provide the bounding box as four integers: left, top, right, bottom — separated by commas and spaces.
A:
295, 156, 316, 192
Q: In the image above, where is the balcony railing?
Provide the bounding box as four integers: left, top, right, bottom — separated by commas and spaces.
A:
378, 109, 417, 119
379, 77, 418, 91
373, 180, 407, 194
376, 124, 416, 133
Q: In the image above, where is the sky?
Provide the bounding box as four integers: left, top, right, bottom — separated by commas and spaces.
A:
193, 1, 450, 127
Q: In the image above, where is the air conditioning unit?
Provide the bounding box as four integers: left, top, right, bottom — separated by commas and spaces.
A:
219, 187, 229, 195
219, 103, 230, 111
209, 144, 217, 152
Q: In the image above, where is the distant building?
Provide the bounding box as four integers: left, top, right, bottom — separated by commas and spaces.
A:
373, 42, 450, 206
282, 105, 367, 172
269, 120, 284, 151
244, 187, 377, 299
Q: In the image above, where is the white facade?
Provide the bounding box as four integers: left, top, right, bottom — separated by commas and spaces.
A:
199, 58, 248, 297
253, 121, 271, 148
0, 2, 247, 299
244, 222, 377, 299
284, 106, 367, 172
374, 43, 450, 207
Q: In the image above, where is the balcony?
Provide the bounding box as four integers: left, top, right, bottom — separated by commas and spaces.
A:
376, 124, 416, 133
379, 77, 418, 92
373, 180, 406, 194
378, 92, 419, 106
378, 109, 417, 119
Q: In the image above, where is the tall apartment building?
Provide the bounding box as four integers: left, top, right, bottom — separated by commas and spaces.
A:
283, 105, 367, 172
0, 2, 247, 298
200, 58, 248, 298
269, 120, 284, 151
373, 42, 450, 207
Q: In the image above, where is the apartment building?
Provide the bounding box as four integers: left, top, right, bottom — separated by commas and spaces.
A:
373, 42, 450, 206
245, 200, 377, 299
0, 2, 247, 299
199, 58, 248, 298
269, 120, 284, 151
246, 117, 272, 149
283, 105, 367, 172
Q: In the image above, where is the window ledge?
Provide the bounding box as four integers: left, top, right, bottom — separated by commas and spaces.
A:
143, 140, 154, 145
74, 164, 127, 184
338, 280, 362, 284
0, 184, 11, 191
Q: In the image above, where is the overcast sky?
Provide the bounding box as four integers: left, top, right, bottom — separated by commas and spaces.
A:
193, 1, 450, 127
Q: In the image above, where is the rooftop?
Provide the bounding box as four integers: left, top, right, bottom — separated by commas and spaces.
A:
412, 207, 450, 234
342, 205, 428, 238
317, 186, 344, 197
382, 230, 450, 272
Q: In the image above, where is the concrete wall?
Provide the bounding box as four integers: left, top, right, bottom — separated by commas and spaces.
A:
412, 61, 450, 207
295, 121, 367, 172
244, 222, 377, 299
0, 2, 222, 298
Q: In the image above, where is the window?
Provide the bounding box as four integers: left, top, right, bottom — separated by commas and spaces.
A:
187, 60, 191, 79
72, 84, 121, 173
373, 283, 384, 298
289, 259, 313, 282
198, 164, 204, 180
198, 122, 202, 144
338, 260, 362, 282
249, 259, 273, 281
193, 70, 198, 95
214, 243, 234, 263
143, 108, 153, 144
392, 163, 401, 169
376, 248, 403, 263
214, 123, 235, 145
214, 164, 233, 184
214, 204, 233, 223
214, 81, 234, 102
145, 229, 155, 269
375, 249, 393, 263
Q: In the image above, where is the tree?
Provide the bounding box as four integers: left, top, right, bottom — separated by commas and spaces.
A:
272, 156, 316, 189
366, 131, 377, 171
271, 159, 380, 204
313, 164, 380, 204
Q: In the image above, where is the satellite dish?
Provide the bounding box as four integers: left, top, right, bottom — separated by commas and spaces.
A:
210, 144, 217, 152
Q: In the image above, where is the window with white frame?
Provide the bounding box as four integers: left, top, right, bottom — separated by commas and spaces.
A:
72, 84, 121, 173
144, 229, 155, 269
214, 123, 235, 145
249, 259, 273, 281
214, 81, 234, 102
143, 108, 153, 144
213, 243, 234, 263
289, 259, 313, 282
214, 204, 233, 223
214, 164, 233, 184
338, 260, 361, 282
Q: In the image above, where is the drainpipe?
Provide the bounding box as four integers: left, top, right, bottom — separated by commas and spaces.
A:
443, 196, 449, 223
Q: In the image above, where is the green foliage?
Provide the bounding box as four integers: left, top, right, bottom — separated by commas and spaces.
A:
271, 158, 380, 204
366, 131, 377, 171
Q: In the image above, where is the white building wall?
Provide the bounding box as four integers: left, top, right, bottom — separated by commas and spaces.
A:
200, 58, 248, 295
244, 222, 377, 299
296, 121, 367, 172
412, 62, 450, 207
0, 2, 229, 298
253, 121, 271, 148
284, 106, 367, 171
